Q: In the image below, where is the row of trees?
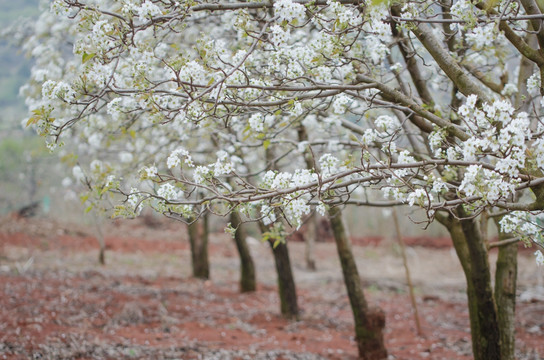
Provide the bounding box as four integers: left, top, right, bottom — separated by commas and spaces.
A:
19, 0, 544, 358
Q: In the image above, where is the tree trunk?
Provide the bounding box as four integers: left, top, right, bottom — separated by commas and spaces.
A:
437, 212, 502, 360
328, 206, 387, 360
457, 208, 501, 360
269, 239, 299, 319
494, 220, 518, 360
295, 125, 317, 271
230, 211, 257, 293
260, 146, 299, 319
98, 246, 105, 265
438, 215, 482, 358
304, 213, 317, 271
258, 221, 299, 319
93, 214, 106, 266
188, 213, 210, 279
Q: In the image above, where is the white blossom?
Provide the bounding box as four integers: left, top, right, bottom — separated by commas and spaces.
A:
193, 166, 209, 184
73, 166, 85, 182
375, 115, 397, 134
261, 204, 277, 225
407, 188, 433, 207
141, 165, 158, 179
136, 1, 162, 21
535, 250, 544, 266
274, 0, 306, 24
332, 94, 350, 115
527, 71, 541, 95
157, 183, 183, 201
167, 148, 194, 169
319, 153, 340, 177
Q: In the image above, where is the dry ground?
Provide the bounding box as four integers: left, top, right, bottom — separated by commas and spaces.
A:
0, 215, 543, 359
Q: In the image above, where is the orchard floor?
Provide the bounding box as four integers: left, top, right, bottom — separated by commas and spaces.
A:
1, 216, 543, 360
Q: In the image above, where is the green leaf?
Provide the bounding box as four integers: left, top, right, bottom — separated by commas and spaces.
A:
273, 238, 281, 249
80, 194, 89, 204
82, 52, 95, 63
84, 204, 94, 213
263, 139, 271, 150
26, 116, 38, 127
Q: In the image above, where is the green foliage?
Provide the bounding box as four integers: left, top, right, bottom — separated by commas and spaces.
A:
261, 222, 286, 248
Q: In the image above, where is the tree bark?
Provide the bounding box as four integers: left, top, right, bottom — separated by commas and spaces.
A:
457, 208, 501, 360
258, 221, 299, 318
390, 6, 435, 107
438, 210, 502, 360
258, 221, 298, 318
93, 213, 106, 266
437, 215, 482, 358
328, 206, 387, 360
230, 211, 257, 293
296, 125, 317, 271
516, 32, 538, 111
494, 218, 518, 360
98, 246, 105, 266
269, 239, 298, 319
260, 146, 299, 319
410, 23, 490, 102
304, 213, 317, 271
188, 213, 210, 279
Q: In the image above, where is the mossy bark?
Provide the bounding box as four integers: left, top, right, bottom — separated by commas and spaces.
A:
230, 211, 256, 293
438, 212, 502, 360
516, 30, 537, 111
328, 207, 387, 360
259, 221, 299, 319
269, 239, 299, 319
438, 215, 481, 357
259, 146, 299, 319
188, 214, 210, 279
457, 208, 501, 360
494, 224, 518, 360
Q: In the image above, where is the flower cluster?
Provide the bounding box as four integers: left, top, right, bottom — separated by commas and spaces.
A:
459, 165, 516, 203
157, 183, 183, 201
41, 80, 76, 103
500, 212, 544, 266
274, 0, 306, 24
167, 148, 194, 169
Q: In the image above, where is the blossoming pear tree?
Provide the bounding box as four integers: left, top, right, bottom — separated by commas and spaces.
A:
22, 0, 544, 358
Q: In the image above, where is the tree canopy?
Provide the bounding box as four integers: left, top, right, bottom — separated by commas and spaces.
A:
21, 0, 544, 262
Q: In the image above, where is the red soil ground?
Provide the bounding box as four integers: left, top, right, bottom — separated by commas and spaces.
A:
0, 215, 543, 359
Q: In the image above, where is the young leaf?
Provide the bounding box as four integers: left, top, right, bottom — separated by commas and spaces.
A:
82, 52, 95, 63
